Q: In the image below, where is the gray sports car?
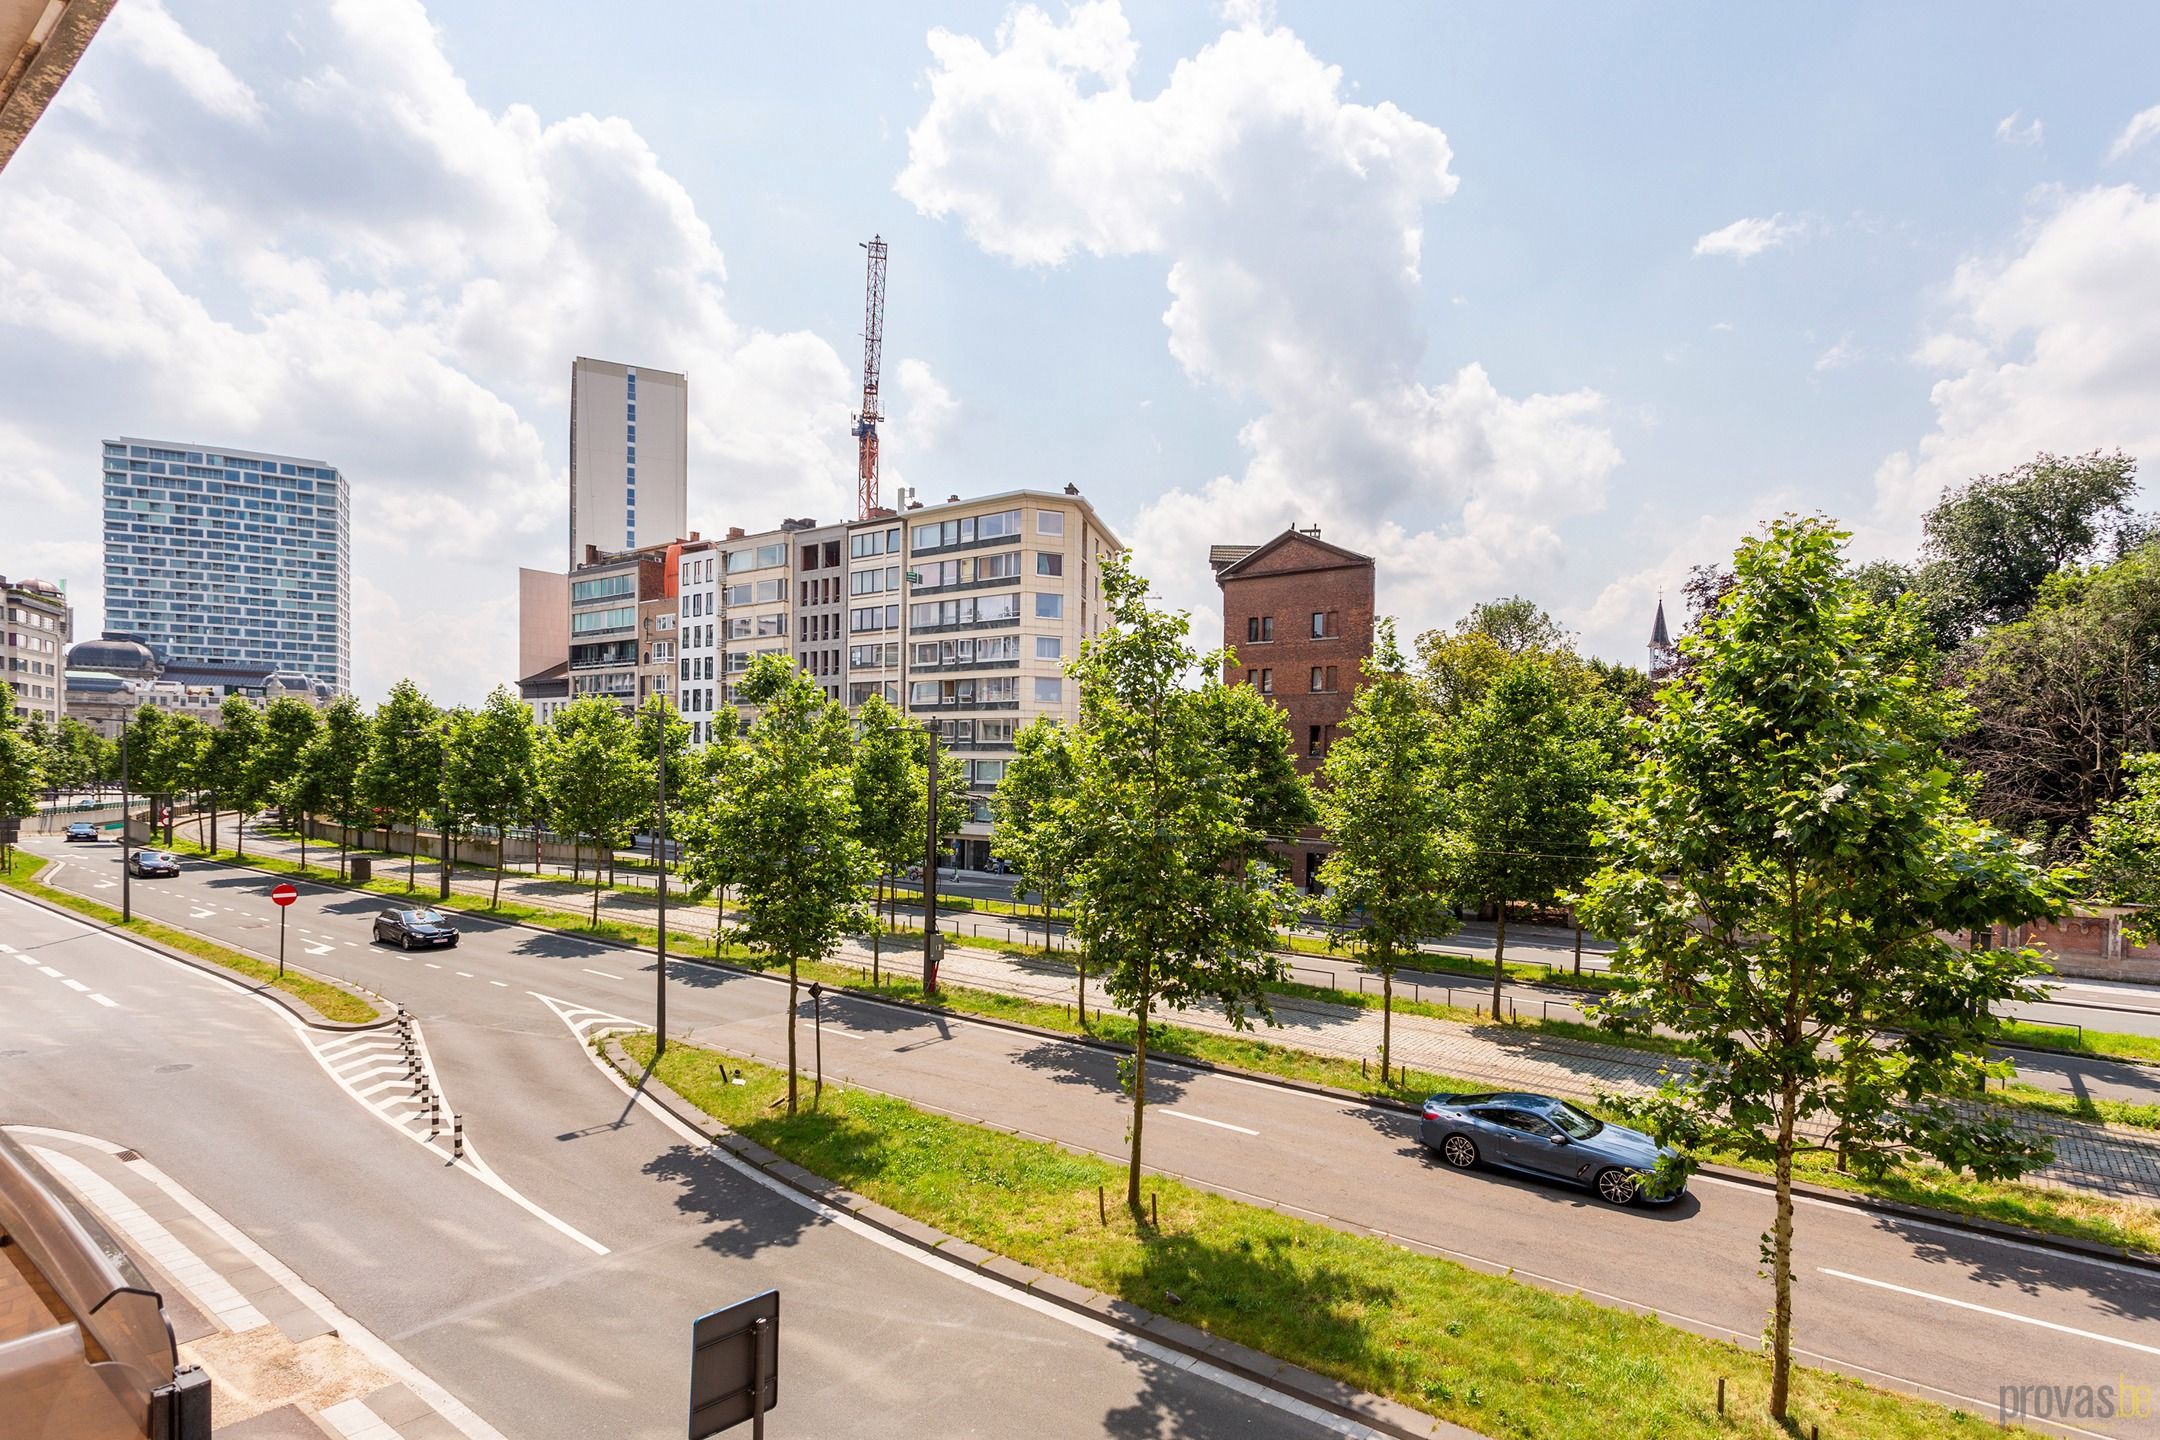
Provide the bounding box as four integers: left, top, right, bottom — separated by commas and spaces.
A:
1418, 1091, 1688, 1205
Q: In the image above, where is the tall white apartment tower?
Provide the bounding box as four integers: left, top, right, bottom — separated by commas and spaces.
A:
569, 357, 687, 566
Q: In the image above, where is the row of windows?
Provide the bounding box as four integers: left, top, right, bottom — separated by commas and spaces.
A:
573, 573, 635, 604
727, 543, 789, 573
1245, 610, 1342, 643
907, 676, 1064, 706
851, 526, 903, 559
1240, 666, 1342, 695
726, 579, 786, 606
572, 605, 636, 636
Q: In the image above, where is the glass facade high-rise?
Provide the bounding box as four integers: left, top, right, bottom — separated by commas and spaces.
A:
100, 438, 351, 693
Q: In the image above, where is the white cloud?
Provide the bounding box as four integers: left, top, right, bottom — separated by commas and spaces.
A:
2109, 104, 2160, 162
1871, 183, 2160, 544
101, 0, 264, 123
896, 1, 1620, 637
1692, 214, 1801, 261
1813, 336, 1861, 373
0, 0, 855, 704
1995, 111, 2043, 147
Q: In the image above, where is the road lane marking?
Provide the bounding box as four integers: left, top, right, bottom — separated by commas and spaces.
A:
38, 966, 62, 977
91, 994, 118, 1008
5, 1127, 508, 1440
1819, 1268, 2160, 1357
489, 980, 507, 987
60, 978, 90, 993
425, 962, 441, 969
31, 1147, 270, 1332
14, 955, 36, 965
582, 967, 622, 979
1159, 1109, 1260, 1136
455, 971, 473, 978
537, 996, 1386, 1439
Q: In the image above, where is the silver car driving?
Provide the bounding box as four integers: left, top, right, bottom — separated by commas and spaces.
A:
1418, 1091, 1688, 1205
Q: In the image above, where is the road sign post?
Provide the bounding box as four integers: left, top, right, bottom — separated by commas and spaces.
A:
271, 882, 298, 979
689, 1290, 778, 1439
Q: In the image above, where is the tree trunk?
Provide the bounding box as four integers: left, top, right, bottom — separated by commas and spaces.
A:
591, 850, 602, 925
1769, 1078, 1799, 1419
338, 821, 349, 882
208, 796, 218, 856
235, 804, 247, 859
296, 815, 307, 871
1491, 901, 1509, 1021
1077, 947, 1087, 1028
1573, 920, 1582, 977
1381, 961, 1394, 1081
492, 844, 505, 908
1127, 1001, 1150, 1215
406, 818, 419, 892
786, 956, 800, 1115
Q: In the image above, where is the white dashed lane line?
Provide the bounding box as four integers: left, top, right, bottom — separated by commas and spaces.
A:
1158, 1109, 1260, 1137
1818, 1270, 2160, 1357
581, 968, 622, 980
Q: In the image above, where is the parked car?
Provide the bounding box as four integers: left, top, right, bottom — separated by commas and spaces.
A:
372, 907, 460, 950
983, 857, 1013, 875
126, 850, 180, 878
63, 822, 98, 843
1418, 1091, 1688, 1206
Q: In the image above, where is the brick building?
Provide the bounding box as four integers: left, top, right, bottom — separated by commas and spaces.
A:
1211, 526, 1376, 891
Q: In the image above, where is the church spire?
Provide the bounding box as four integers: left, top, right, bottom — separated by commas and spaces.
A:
1648, 591, 1675, 676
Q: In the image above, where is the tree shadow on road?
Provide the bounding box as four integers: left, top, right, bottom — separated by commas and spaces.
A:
637, 1141, 824, 1260
1008, 1038, 1194, 1107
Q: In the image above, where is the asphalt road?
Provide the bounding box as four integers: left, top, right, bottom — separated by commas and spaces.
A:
26, 837, 2160, 1437
0, 878, 1372, 1439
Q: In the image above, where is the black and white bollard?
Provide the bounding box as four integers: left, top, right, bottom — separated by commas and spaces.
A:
452, 1113, 464, 1159
428, 1093, 441, 1139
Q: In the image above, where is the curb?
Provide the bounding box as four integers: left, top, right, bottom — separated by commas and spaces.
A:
1, 874, 393, 1034
119, 844, 2160, 1273
594, 1033, 1469, 1440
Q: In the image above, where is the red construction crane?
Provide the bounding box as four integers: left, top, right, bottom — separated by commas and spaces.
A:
853, 235, 889, 520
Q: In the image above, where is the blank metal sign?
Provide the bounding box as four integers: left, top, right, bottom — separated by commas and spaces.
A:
688, 1289, 779, 1437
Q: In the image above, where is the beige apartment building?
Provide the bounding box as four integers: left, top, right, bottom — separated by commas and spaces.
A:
568, 358, 687, 567
2, 574, 71, 728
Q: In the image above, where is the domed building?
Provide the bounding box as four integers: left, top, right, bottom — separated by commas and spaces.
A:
66, 637, 161, 682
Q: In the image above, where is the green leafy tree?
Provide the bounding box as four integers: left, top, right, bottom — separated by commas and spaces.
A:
443, 688, 539, 907
162, 714, 213, 849
1062, 556, 1305, 1213
2086, 752, 2160, 944
119, 704, 170, 843
914, 728, 972, 876
42, 717, 94, 803
0, 683, 42, 868
1414, 596, 1591, 719
1199, 678, 1317, 875
361, 680, 444, 892
633, 693, 692, 876
675, 725, 745, 953
299, 698, 372, 880
1440, 654, 1619, 1018
1917, 450, 2144, 640
538, 695, 646, 925
254, 698, 322, 830
685, 655, 870, 1112
851, 693, 919, 981
200, 696, 267, 856
1576, 516, 2071, 1423
1318, 621, 1456, 1075
1951, 541, 2160, 856
991, 717, 1084, 995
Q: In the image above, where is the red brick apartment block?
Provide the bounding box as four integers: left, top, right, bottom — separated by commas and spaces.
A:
1211, 526, 1376, 891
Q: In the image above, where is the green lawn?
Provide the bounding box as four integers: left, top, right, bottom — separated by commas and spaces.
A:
0, 850, 377, 1024
618, 1032, 2020, 1440
1995, 1017, 2160, 1065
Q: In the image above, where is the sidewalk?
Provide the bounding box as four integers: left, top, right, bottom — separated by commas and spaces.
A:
13, 1127, 489, 1439
223, 828, 2160, 1207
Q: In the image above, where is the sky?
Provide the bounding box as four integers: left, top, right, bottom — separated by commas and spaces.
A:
3, 0, 2159, 705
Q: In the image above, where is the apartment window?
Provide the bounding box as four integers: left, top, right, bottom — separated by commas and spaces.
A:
1035, 636, 1062, 661
1312, 610, 1340, 639
1309, 724, 1324, 757
1311, 667, 1325, 693
1259, 668, 1273, 694
1034, 593, 1063, 620
1327, 665, 1339, 691
977, 552, 1022, 581
1035, 552, 1063, 577
1246, 615, 1274, 644
1032, 676, 1063, 704
1036, 509, 1064, 536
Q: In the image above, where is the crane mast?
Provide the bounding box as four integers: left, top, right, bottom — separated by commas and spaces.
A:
854, 235, 888, 520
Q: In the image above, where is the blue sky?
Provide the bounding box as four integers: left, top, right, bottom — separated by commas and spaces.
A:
3, 1, 2158, 702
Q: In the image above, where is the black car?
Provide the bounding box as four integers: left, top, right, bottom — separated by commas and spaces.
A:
63, 822, 98, 843
373, 907, 459, 949
127, 850, 179, 878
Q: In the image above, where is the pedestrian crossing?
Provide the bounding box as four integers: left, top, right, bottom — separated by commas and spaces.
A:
531, 992, 647, 1047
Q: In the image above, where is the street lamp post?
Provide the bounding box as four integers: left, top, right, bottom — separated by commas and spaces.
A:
118, 718, 131, 924
656, 736, 669, 1061
921, 720, 939, 996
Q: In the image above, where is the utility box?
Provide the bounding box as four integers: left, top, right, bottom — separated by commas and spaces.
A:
350, 857, 373, 885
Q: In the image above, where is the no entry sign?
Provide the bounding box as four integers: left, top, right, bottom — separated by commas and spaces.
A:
270, 882, 298, 908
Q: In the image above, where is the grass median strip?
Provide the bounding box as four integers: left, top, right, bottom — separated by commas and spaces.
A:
617, 1031, 2020, 1440
0, 851, 377, 1024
